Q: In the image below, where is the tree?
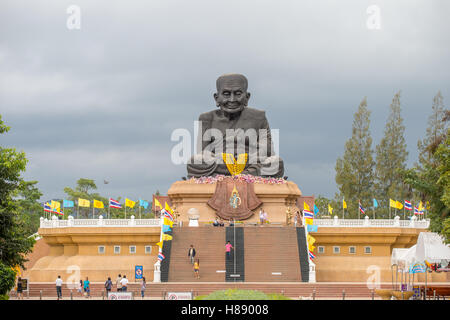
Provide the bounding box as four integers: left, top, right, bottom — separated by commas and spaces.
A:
14, 181, 43, 236
335, 97, 375, 218
374, 91, 409, 217
417, 91, 447, 167
64, 178, 108, 218
400, 93, 449, 242
0, 114, 35, 269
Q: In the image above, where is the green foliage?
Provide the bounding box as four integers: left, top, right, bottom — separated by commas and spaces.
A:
335, 97, 375, 218
13, 181, 43, 236
399, 94, 449, 242
194, 289, 291, 300
0, 115, 36, 268
0, 261, 17, 298
375, 91, 409, 202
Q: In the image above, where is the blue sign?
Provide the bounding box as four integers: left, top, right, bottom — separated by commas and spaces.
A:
135, 265, 143, 280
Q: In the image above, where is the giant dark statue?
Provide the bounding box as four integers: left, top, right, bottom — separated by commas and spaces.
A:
187, 73, 284, 178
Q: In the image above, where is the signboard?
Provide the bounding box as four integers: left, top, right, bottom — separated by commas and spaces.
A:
413, 286, 420, 299
108, 292, 133, 300
135, 265, 143, 280
166, 292, 193, 300
20, 278, 29, 291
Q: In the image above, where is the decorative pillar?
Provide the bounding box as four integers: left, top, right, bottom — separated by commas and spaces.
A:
153, 260, 161, 283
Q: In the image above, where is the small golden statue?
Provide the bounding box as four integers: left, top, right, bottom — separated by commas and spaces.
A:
286, 206, 293, 226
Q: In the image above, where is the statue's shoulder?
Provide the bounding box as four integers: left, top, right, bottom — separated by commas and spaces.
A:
243, 107, 267, 120
198, 110, 216, 122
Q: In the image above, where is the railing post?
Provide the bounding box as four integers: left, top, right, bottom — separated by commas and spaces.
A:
364, 216, 370, 227
342, 290, 345, 300
68, 215, 74, 227
40, 217, 44, 228
39, 290, 42, 300
433, 290, 436, 300
333, 215, 339, 226
394, 216, 400, 227
98, 215, 104, 227
130, 215, 136, 226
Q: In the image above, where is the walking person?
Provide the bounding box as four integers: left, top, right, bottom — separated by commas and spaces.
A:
188, 245, 196, 265
141, 277, 146, 299
105, 277, 113, 297
83, 277, 90, 298
16, 277, 23, 300
225, 241, 233, 260
120, 275, 129, 292
193, 259, 200, 279
56, 275, 63, 300
116, 274, 122, 292
77, 279, 83, 297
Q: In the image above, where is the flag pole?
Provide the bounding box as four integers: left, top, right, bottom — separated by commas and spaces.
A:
125, 204, 127, 219
342, 198, 344, 219
77, 202, 79, 219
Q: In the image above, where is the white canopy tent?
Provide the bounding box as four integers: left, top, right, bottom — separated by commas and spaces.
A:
415, 232, 450, 264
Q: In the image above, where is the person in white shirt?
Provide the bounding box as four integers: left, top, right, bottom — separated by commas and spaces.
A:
55, 275, 63, 300
120, 275, 129, 292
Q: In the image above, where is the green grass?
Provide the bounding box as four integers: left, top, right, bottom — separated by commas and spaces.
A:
194, 289, 291, 300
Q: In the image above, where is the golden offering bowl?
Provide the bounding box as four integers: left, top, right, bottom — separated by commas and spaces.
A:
392, 290, 414, 300
375, 289, 393, 300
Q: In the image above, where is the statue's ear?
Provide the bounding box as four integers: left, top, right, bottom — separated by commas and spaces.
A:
214, 93, 219, 107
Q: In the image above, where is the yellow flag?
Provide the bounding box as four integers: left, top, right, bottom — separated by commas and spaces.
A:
164, 218, 173, 227
303, 202, 310, 211
343, 200, 347, 209
165, 202, 173, 214
307, 234, 316, 251
389, 199, 397, 208
162, 234, 173, 241
156, 241, 163, 248
305, 218, 314, 225
125, 198, 136, 208
50, 200, 60, 210
396, 201, 403, 210
78, 198, 90, 207
418, 201, 424, 211
154, 198, 162, 209
328, 204, 333, 215
93, 200, 104, 209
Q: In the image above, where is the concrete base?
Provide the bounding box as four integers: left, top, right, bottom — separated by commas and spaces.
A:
168, 179, 302, 224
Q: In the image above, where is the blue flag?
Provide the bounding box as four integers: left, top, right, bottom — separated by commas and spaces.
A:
313, 204, 319, 215
373, 198, 378, 208
162, 225, 172, 233
307, 225, 318, 232
139, 199, 149, 209
63, 200, 74, 208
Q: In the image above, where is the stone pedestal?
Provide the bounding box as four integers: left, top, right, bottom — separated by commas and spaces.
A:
168, 179, 302, 224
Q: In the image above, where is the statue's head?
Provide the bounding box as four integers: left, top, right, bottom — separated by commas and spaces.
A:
214, 73, 251, 114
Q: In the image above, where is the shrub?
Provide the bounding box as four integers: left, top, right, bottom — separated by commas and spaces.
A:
194, 289, 291, 300
0, 263, 17, 297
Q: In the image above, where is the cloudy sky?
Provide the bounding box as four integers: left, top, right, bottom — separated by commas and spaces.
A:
1, 0, 449, 203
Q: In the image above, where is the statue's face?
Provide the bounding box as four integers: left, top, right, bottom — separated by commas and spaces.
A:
214, 76, 250, 114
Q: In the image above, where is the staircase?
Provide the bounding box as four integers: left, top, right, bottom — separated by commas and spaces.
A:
296, 227, 310, 282
225, 227, 245, 282
244, 227, 302, 282
167, 227, 226, 282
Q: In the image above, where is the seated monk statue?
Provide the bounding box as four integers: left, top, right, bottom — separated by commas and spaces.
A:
187, 73, 284, 178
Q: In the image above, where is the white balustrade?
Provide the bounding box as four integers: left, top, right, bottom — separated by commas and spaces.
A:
40, 216, 161, 228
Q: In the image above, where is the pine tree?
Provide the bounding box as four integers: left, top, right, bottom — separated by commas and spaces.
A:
374, 91, 409, 217
335, 97, 375, 218
417, 91, 447, 167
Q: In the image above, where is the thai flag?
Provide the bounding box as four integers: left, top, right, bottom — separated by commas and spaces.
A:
162, 208, 174, 221
303, 210, 314, 219
309, 251, 316, 259
414, 206, 420, 215
359, 202, 365, 214
109, 198, 122, 209
44, 203, 52, 213
158, 252, 165, 261
404, 200, 412, 211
